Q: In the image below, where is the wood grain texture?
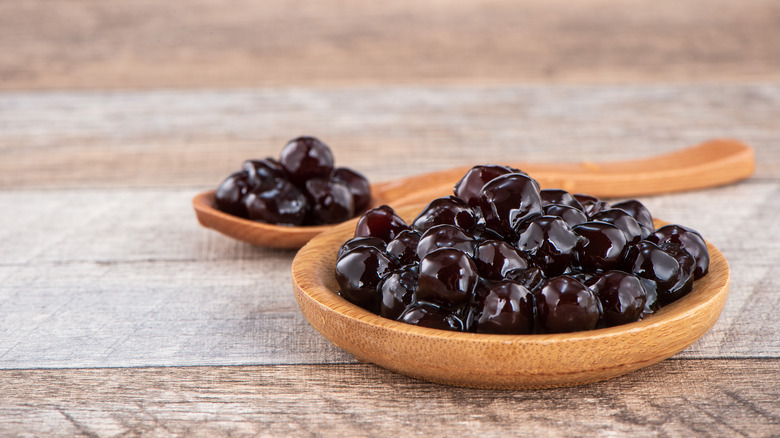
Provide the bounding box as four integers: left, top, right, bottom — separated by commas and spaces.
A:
0, 84, 778, 190
0, 182, 778, 370
1, 360, 778, 436
1, 0, 780, 90
2, 0, 779, 431
292, 211, 729, 389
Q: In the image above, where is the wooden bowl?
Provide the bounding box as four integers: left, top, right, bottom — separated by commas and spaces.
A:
291, 206, 730, 389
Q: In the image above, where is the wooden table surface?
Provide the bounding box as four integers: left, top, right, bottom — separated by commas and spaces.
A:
2, 1, 779, 435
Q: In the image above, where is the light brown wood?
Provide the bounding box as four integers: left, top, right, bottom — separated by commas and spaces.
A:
291, 208, 730, 389
193, 139, 754, 248
3, 86, 778, 190
2, 183, 778, 370
2, 0, 780, 90
374, 138, 756, 206
1, 0, 779, 432
1, 360, 779, 436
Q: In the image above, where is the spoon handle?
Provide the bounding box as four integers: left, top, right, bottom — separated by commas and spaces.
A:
371, 138, 754, 208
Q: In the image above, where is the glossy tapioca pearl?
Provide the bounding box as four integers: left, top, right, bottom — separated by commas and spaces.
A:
354, 205, 409, 242
379, 265, 419, 320
543, 204, 588, 228
242, 179, 308, 226
516, 216, 581, 277
303, 177, 355, 225
471, 279, 535, 334
416, 224, 476, 259
334, 162, 713, 333
454, 164, 519, 207
215, 170, 253, 217
623, 241, 690, 303
385, 229, 421, 266
638, 277, 659, 317
398, 303, 465, 332
612, 199, 654, 230
478, 173, 543, 240
505, 266, 547, 293
588, 270, 647, 327
412, 196, 478, 234
572, 222, 628, 272
536, 275, 601, 333
332, 167, 372, 213
590, 209, 645, 245
416, 248, 479, 308
540, 189, 585, 211
242, 157, 284, 188
573, 194, 610, 218
337, 236, 387, 261
469, 224, 505, 241
657, 242, 695, 301
335, 246, 400, 313
473, 240, 529, 280
647, 224, 709, 279
216, 136, 374, 226
279, 136, 335, 186
566, 270, 598, 287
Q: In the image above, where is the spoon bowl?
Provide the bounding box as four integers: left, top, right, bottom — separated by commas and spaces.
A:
291, 207, 730, 389
194, 138, 753, 248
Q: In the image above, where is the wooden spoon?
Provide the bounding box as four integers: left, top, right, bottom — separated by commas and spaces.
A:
193, 138, 753, 249
291, 207, 730, 389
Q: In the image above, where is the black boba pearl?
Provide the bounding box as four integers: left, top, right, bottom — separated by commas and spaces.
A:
398, 303, 465, 332
335, 246, 400, 313
386, 229, 421, 266
478, 173, 543, 240
416, 248, 479, 308
473, 240, 529, 280
657, 242, 696, 301
454, 164, 517, 207
544, 204, 589, 228
354, 205, 409, 242
470, 224, 505, 241
638, 277, 659, 317
412, 196, 478, 233
612, 199, 654, 230
623, 241, 687, 303
215, 170, 253, 217
243, 179, 308, 226
540, 189, 585, 211
337, 237, 387, 261
516, 216, 581, 277
647, 224, 710, 279
242, 158, 284, 188
567, 270, 598, 287
574, 194, 610, 217
416, 224, 476, 259
589, 270, 647, 327
572, 222, 628, 272
379, 265, 419, 320
332, 167, 372, 213
303, 177, 355, 225
471, 279, 535, 334
505, 266, 547, 293
279, 136, 335, 186
590, 209, 644, 245
536, 275, 601, 333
